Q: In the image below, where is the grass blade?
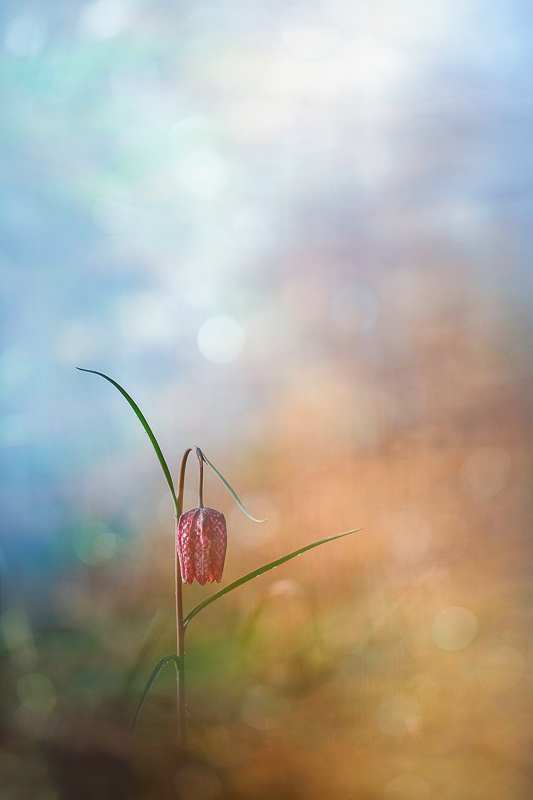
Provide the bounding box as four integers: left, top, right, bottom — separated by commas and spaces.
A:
77, 368, 177, 515
183, 528, 361, 628
132, 653, 182, 733
198, 448, 267, 523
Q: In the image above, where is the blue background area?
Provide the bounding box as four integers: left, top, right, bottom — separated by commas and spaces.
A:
1, 0, 533, 611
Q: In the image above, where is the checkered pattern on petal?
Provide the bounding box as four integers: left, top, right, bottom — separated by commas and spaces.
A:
176, 508, 200, 584
176, 507, 227, 586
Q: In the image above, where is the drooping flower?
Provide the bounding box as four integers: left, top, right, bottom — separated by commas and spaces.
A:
176, 506, 227, 585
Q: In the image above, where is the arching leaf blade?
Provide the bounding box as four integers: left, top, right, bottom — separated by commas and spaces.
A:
183, 528, 361, 628
77, 368, 177, 514
132, 653, 182, 733
198, 448, 267, 523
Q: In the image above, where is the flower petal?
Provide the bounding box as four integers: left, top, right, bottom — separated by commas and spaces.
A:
177, 507, 227, 585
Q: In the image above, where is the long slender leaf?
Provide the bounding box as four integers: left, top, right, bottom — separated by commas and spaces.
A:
183, 528, 361, 628
132, 653, 182, 733
198, 448, 267, 523
77, 368, 178, 515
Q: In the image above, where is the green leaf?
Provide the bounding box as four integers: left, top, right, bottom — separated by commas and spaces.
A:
198, 448, 267, 523
183, 527, 361, 629
132, 653, 182, 733
77, 368, 178, 516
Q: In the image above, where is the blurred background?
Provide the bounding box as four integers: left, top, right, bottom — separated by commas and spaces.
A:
1, 0, 533, 797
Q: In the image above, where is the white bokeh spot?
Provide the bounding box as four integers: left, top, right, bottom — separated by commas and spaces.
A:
197, 316, 245, 363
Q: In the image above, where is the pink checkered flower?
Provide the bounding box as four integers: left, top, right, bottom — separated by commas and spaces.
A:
176, 506, 227, 586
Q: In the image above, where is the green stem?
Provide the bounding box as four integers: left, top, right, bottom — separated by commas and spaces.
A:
197, 447, 204, 508
175, 447, 193, 750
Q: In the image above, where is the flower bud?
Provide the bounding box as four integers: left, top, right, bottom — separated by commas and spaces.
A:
176, 507, 227, 586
